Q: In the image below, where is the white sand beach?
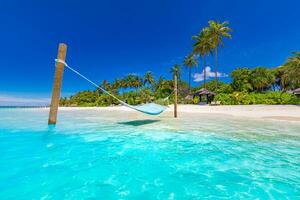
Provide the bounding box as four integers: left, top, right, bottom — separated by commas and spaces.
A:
58, 105, 300, 122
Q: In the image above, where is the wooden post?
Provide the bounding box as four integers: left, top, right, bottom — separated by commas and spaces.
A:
173, 74, 178, 118
48, 43, 67, 125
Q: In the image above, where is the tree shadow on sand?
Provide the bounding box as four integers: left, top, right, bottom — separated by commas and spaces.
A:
118, 119, 161, 126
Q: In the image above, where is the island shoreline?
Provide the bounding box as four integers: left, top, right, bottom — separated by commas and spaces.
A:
52, 105, 300, 122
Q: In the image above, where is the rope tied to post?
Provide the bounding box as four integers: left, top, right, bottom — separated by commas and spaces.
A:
55, 59, 169, 115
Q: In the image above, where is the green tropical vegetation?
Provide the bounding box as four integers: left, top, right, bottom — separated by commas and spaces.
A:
207, 20, 232, 88
60, 20, 300, 106
183, 54, 198, 92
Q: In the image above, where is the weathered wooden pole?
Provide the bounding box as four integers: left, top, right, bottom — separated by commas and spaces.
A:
173, 74, 178, 118
48, 43, 67, 125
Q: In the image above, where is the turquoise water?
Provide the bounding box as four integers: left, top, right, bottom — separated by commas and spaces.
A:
0, 108, 299, 199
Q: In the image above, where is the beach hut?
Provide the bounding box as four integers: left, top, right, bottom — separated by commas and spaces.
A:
193, 88, 215, 104
292, 88, 300, 97
184, 94, 194, 100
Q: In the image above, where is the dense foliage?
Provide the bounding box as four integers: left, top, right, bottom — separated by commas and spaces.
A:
215, 92, 300, 105
192, 63, 300, 105
60, 20, 299, 106
60, 61, 300, 106
60, 72, 190, 107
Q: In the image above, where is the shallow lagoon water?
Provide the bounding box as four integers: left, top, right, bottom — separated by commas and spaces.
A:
0, 108, 299, 199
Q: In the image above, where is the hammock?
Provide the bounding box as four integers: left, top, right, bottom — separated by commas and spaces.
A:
55, 59, 169, 115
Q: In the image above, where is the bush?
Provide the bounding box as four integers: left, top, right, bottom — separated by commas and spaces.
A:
215, 92, 300, 105
96, 94, 117, 106
193, 96, 200, 104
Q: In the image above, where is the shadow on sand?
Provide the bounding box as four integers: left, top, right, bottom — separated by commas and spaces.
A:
118, 119, 160, 126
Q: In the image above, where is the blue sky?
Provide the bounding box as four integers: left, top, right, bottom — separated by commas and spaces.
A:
0, 0, 300, 105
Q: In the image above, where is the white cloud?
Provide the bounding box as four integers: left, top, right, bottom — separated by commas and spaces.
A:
193, 66, 228, 82
0, 95, 50, 106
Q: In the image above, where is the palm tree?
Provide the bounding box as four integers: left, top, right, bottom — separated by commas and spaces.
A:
170, 64, 181, 98
120, 77, 128, 89
183, 54, 198, 92
143, 71, 155, 89
281, 52, 300, 90
155, 76, 165, 92
192, 28, 212, 89
132, 75, 143, 91
125, 74, 135, 89
101, 80, 111, 91
250, 67, 275, 92
207, 20, 232, 89
97, 80, 112, 96
170, 64, 181, 80
112, 78, 122, 94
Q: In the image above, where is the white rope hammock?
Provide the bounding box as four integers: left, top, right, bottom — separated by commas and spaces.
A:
55, 59, 169, 115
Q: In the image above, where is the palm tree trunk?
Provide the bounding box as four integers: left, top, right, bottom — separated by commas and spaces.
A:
203, 56, 207, 89
214, 47, 218, 90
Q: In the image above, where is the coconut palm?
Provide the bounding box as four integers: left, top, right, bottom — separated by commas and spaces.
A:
281, 52, 300, 90
250, 67, 275, 92
207, 20, 232, 88
112, 78, 122, 94
101, 80, 111, 91
183, 54, 198, 92
170, 64, 181, 80
192, 28, 212, 89
170, 64, 181, 98
132, 75, 143, 91
143, 71, 155, 88
155, 76, 165, 92
125, 74, 135, 89
120, 77, 128, 89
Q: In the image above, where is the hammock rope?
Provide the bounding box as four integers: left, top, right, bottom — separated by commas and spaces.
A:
55, 59, 169, 115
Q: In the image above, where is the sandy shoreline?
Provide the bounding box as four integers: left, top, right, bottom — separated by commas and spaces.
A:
52, 105, 300, 122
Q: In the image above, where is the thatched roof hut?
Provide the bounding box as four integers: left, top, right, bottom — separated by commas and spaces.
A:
194, 88, 216, 96
292, 88, 300, 96
184, 94, 194, 100
184, 88, 215, 104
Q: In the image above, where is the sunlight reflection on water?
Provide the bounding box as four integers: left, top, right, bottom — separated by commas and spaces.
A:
0, 108, 299, 199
